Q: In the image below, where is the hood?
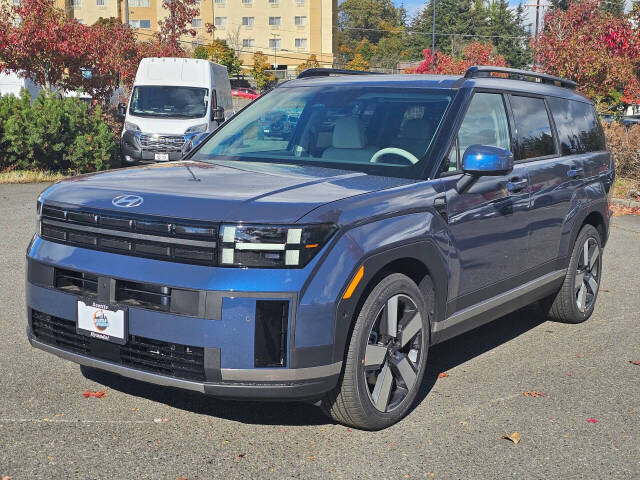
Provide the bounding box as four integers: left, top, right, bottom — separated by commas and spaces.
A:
41, 160, 411, 224
125, 115, 208, 135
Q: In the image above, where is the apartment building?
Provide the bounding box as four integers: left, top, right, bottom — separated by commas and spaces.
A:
53, 0, 336, 73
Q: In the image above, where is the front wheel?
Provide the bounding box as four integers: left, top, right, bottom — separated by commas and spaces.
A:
321, 273, 430, 430
542, 224, 603, 323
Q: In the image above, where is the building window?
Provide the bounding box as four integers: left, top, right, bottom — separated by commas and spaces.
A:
71, 0, 81, 6
242, 16, 254, 26
294, 16, 306, 26
295, 0, 304, 4
269, 38, 281, 48
268, 16, 281, 26
268, 0, 279, 3
76, 18, 84, 24
295, 38, 307, 49
214, 0, 225, 3
214, 17, 227, 28
241, 0, 252, 4
96, 0, 106, 6
192, 18, 202, 28
242, 38, 255, 48
129, 0, 150, 6
140, 19, 151, 28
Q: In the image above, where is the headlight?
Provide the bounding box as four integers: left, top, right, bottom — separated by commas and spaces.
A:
219, 223, 337, 268
185, 124, 208, 135
124, 121, 140, 132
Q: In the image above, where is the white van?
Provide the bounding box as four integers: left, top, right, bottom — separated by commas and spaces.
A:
0, 71, 41, 99
120, 57, 233, 165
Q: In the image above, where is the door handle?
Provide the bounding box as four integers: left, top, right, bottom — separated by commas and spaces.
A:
567, 167, 584, 178
507, 178, 528, 193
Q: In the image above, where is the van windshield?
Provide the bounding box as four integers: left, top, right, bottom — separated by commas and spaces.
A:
191, 86, 453, 178
130, 86, 209, 118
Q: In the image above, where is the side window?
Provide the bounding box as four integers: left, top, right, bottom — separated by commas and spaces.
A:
510, 95, 555, 160
457, 93, 511, 166
547, 97, 606, 154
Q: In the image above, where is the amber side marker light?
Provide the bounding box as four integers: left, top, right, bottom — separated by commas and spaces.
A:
343, 265, 364, 299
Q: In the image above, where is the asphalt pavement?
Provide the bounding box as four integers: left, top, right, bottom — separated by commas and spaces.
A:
1, 183, 639, 479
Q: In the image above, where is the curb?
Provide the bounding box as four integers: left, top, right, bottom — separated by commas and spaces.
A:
611, 197, 640, 208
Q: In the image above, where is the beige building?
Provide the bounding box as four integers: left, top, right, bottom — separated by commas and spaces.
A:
54, 0, 336, 74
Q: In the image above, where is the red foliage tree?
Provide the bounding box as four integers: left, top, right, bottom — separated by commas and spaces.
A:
155, 0, 200, 56
0, 0, 92, 90
532, 0, 640, 109
411, 42, 507, 75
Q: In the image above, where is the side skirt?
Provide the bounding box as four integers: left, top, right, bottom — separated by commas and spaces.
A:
431, 269, 566, 344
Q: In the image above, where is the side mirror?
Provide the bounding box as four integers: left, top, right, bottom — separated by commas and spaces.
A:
213, 106, 225, 124
457, 145, 514, 193
116, 102, 126, 120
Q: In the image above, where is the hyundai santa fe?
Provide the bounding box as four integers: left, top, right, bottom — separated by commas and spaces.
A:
26, 66, 614, 430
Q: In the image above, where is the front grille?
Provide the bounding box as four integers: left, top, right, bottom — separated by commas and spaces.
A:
139, 134, 185, 152
40, 205, 218, 266
116, 279, 171, 311
31, 311, 205, 381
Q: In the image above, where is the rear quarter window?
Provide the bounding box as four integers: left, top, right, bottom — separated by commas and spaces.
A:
510, 95, 556, 160
547, 98, 606, 154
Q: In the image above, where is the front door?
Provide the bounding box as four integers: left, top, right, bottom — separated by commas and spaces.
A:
439, 91, 531, 315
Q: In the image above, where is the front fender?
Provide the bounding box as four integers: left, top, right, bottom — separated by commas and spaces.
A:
294, 211, 450, 367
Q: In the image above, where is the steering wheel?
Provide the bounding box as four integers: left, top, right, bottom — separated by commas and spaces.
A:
370, 147, 420, 165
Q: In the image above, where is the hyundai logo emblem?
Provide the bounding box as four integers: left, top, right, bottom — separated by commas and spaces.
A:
112, 194, 144, 208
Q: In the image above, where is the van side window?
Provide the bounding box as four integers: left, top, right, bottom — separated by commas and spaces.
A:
510, 96, 555, 159
547, 98, 606, 154
457, 93, 510, 166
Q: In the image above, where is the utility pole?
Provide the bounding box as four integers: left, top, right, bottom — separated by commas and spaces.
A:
431, 0, 436, 68
534, 0, 540, 36
64, 0, 73, 19
271, 33, 280, 70
123, 0, 130, 26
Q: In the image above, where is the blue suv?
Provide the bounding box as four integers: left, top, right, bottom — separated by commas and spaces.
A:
26, 67, 614, 430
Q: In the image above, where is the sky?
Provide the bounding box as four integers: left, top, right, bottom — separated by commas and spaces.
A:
392, 0, 524, 17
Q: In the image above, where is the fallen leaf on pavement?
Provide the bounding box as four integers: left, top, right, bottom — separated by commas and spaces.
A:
438, 372, 449, 378
523, 391, 547, 398
502, 432, 521, 444
83, 390, 105, 398
586, 418, 598, 423
2, 476, 12, 480
629, 360, 640, 366
236, 453, 246, 459
610, 204, 640, 216
131, 407, 137, 411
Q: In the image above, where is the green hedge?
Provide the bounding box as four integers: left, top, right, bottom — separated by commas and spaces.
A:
0, 90, 118, 173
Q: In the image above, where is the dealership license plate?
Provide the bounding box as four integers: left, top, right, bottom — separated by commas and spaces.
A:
77, 299, 127, 344
154, 153, 169, 161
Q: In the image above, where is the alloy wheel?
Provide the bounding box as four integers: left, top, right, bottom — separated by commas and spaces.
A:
363, 294, 424, 413
575, 237, 600, 313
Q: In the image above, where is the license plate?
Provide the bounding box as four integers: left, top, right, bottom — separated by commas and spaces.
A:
77, 299, 127, 344
155, 153, 169, 161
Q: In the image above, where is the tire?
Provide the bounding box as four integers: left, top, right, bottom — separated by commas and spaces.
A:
321, 273, 431, 430
542, 224, 603, 324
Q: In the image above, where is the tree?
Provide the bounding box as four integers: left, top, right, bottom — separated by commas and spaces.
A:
408, 0, 531, 69
155, 0, 200, 56
0, 0, 92, 90
339, 0, 405, 46
345, 53, 370, 71
411, 42, 507, 75
193, 45, 209, 59
204, 39, 243, 77
249, 52, 275, 92
296, 54, 320, 76
533, 0, 640, 111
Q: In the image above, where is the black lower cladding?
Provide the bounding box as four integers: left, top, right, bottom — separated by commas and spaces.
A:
31, 310, 205, 381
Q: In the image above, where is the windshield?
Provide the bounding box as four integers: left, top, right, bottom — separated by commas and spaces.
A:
130, 86, 209, 118
191, 86, 453, 178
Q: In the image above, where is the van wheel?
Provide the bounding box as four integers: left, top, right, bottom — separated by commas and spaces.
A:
541, 224, 602, 324
321, 273, 430, 430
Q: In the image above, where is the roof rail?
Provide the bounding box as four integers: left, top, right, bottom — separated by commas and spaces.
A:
464, 66, 578, 90
297, 68, 383, 79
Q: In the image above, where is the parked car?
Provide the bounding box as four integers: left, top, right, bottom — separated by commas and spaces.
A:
119, 57, 234, 165
257, 109, 295, 139
232, 87, 259, 100
620, 115, 640, 127
27, 67, 614, 430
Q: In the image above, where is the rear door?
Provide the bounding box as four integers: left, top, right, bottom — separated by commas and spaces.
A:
524, 96, 607, 272
439, 91, 531, 313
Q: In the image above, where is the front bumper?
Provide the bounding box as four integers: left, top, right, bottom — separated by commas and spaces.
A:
120, 131, 184, 164
27, 326, 339, 399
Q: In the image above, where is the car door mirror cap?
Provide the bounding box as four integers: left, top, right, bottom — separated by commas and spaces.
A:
461, 145, 514, 177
